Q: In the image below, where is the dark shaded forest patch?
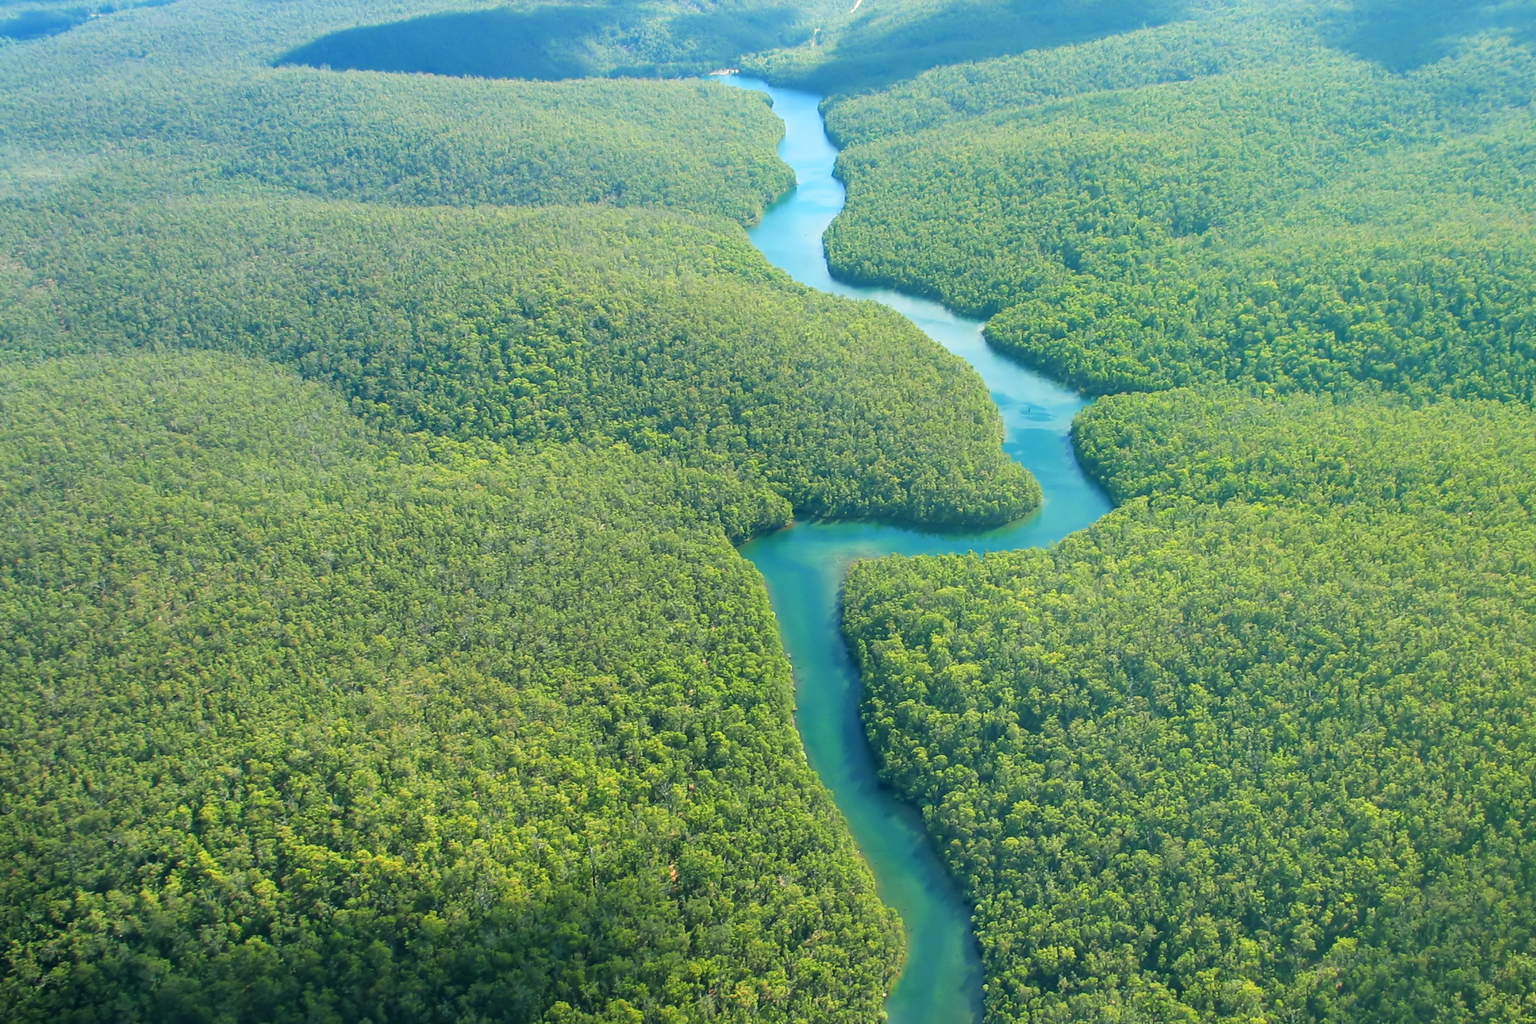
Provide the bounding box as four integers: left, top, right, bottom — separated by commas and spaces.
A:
787, 0, 1185, 94
1327, 0, 1536, 70
0, 8, 84, 39
277, 1, 806, 81
0, 0, 173, 41
278, 5, 611, 79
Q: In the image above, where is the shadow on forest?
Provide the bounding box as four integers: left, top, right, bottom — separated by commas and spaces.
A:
802, 0, 1185, 94
277, 2, 805, 81
1327, 0, 1536, 70
279, 5, 611, 80
0, 8, 84, 39
0, 0, 174, 41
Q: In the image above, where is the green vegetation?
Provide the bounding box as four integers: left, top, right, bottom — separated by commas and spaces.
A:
0, 0, 1052, 1017
18, 0, 1536, 1019
832, 8, 1536, 1019
0, 7, 87, 40
0, 0, 174, 42
0, 0, 815, 223
1074, 387, 1536, 520
1326, 0, 1536, 71
278, 1, 815, 81
1, 70, 795, 223
821, 3, 1536, 398
271, 0, 1180, 95
846, 387, 1536, 1024
0, 193, 1036, 527
0, 0, 1033, 539
0, 351, 902, 1022
745, 0, 1182, 95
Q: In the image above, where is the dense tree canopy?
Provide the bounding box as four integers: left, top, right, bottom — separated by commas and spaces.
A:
0, 68, 796, 224
846, 388, 1536, 1024
744, 0, 1182, 95
0, 0, 1046, 1018
1074, 387, 1536, 520
830, 6, 1536, 1020
277, 0, 823, 82
821, 2, 1536, 398
0, 351, 901, 1022
0, 193, 1036, 527
14, 0, 1536, 1020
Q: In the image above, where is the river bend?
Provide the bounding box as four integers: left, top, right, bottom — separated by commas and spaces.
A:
720, 76, 1113, 1023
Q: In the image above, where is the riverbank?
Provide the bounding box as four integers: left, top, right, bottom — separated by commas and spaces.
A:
719, 75, 1113, 1023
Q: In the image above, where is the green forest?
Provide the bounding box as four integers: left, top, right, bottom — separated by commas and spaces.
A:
276, 0, 818, 81
847, 388, 1536, 1023
0, 195, 1035, 527
822, 4, 1536, 399
0, 0, 1048, 1018
0, 351, 899, 1022
833, 1, 1536, 1020
741, 0, 1183, 95
8, 0, 1536, 1019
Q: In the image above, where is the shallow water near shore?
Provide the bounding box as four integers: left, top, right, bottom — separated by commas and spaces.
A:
719, 75, 1112, 1022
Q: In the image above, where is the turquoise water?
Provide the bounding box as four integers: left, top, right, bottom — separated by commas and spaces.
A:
719, 76, 1113, 1022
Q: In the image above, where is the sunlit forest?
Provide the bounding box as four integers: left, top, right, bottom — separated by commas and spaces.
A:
6, 0, 1536, 1020
847, 389, 1536, 1022
0, 0, 1041, 1017
823, 3, 1536, 401
833, 1, 1536, 1021
0, 195, 1035, 526
2, 352, 902, 1021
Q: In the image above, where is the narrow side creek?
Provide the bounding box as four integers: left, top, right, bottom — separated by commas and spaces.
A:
720, 76, 1114, 1022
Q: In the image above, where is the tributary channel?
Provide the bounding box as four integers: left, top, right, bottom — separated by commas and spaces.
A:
719, 76, 1113, 1023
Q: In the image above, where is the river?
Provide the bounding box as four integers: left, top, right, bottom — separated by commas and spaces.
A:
717, 76, 1114, 1022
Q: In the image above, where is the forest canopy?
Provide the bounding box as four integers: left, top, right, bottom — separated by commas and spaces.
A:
0, 0, 1046, 1017
743, 0, 1185, 95
846, 388, 1536, 1024
271, 0, 1185, 92
832, 4, 1536, 1019
278, 1, 813, 81
11, 0, 1536, 1020
0, 70, 797, 223
821, 2, 1536, 399
0, 351, 902, 1022
0, 193, 1037, 528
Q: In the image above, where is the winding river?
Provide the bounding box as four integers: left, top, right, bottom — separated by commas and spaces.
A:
718, 76, 1114, 1022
